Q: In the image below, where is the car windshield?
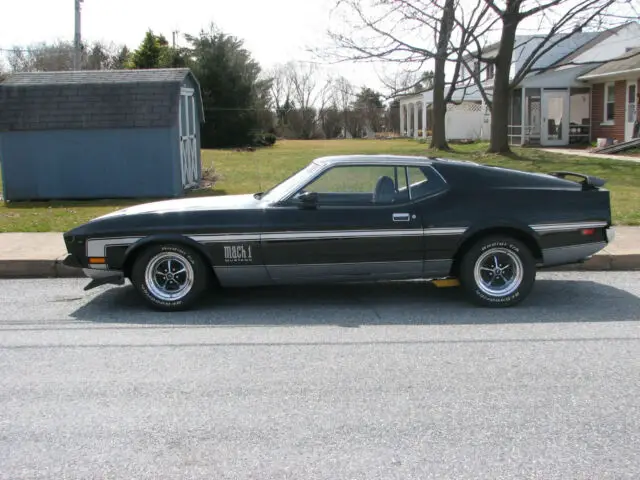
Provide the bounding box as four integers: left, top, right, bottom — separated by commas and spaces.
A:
259, 162, 324, 203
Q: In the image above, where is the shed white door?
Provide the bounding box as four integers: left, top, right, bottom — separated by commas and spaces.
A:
179, 88, 199, 188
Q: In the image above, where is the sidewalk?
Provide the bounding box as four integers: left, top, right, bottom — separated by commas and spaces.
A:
0, 229, 639, 278
536, 148, 640, 163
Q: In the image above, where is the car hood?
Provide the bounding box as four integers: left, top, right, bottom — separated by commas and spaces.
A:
92, 194, 261, 220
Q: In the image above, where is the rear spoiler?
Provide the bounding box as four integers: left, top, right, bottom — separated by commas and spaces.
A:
547, 171, 606, 190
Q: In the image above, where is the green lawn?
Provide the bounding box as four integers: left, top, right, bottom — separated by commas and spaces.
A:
1, 138, 639, 232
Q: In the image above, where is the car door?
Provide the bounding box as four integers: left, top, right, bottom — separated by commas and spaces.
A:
260, 163, 424, 283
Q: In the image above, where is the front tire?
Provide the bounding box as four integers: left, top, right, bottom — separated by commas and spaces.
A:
459, 235, 536, 307
130, 243, 210, 311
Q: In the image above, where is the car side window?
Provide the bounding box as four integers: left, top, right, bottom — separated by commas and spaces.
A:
407, 166, 446, 199
295, 165, 409, 205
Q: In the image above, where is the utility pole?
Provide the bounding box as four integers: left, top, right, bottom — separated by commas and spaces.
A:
73, 0, 83, 70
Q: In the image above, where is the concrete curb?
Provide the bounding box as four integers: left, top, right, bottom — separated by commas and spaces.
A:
0, 256, 86, 279
0, 253, 638, 279
545, 253, 640, 272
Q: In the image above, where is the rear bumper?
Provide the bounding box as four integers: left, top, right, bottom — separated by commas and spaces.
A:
541, 241, 607, 267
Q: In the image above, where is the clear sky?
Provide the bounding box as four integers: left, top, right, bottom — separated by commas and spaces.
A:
0, 0, 388, 90
1, 0, 634, 96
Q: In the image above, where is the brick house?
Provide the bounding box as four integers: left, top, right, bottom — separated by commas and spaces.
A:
578, 47, 640, 143
401, 22, 640, 146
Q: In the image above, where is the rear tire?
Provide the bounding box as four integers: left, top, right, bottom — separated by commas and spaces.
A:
130, 243, 210, 311
459, 235, 536, 307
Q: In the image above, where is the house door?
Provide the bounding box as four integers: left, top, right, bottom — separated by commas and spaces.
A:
541, 90, 569, 146
179, 87, 199, 188
626, 81, 637, 141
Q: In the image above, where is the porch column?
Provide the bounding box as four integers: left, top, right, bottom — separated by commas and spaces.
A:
422, 102, 428, 138
406, 104, 411, 137
521, 87, 526, 145
400, 103, 405, 136
414, 102, 419, 138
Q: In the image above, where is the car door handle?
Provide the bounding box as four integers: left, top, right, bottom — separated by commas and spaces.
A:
392, 213, 410, 222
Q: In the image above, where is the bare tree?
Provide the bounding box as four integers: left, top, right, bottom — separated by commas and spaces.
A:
462, 0, 637, 153
321, 0, 494, 149
266, 64, 294, 131
286, 62, 333, 138
333, 76, 355, 137
6, 40, 129, 72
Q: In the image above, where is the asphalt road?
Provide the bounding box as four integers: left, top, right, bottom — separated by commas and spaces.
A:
1, 272, 639, 479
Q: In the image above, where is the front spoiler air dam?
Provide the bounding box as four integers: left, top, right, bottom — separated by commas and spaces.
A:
82, 269, 125, 291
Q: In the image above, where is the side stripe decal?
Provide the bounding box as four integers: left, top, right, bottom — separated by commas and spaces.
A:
85, 226, 471, 255
261, 229, 425, 241
189, 233, 261, 242
423, 227, 467, 236
84, 221, 607, 263
530, 221, 607, 233
86, 237, 143, 257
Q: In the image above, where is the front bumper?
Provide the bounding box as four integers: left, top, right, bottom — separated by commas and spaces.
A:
62, 253, 124, 290
62, 253, 82, 269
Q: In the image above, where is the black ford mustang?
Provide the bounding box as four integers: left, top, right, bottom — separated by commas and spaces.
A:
62, 155, 614, 311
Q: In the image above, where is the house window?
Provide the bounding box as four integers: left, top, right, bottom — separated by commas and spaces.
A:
473, 61, 480, 78
486, 64, 494, 80
604, 82, 615, 122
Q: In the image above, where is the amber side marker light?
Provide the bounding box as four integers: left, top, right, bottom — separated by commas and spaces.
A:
88, 257, 106, 264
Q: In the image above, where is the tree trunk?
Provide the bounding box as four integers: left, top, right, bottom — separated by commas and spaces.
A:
488, 12, 520, 154
429, 0, 455, 151
430, 62, 448, 150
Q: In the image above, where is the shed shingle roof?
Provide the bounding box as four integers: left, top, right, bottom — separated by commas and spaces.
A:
0, 68, 203, 132
1, 68, 193, 86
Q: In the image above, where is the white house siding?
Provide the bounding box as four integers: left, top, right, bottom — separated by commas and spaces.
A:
570, 23, 640, 65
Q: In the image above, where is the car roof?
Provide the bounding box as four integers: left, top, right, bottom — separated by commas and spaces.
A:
312, 154, 480, 167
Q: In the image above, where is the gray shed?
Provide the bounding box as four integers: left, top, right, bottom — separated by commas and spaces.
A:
0, 68, 204, 201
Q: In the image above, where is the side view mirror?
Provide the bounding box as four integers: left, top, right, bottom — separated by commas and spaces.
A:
298, 191, 318, 208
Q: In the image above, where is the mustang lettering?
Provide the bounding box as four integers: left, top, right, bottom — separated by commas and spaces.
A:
224, 245, 253, 263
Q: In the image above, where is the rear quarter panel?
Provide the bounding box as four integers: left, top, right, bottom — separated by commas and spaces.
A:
428, 162, 612, 258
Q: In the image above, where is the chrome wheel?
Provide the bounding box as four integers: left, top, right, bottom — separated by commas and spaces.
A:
473, 247, 524, 297
144, 252, 195, 302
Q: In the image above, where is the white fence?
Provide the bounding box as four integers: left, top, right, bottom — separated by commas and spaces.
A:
444, 102, 491, 141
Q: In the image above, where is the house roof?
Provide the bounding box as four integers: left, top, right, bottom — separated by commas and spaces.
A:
0, 68, 194, 86
554, 23, 630, 66
465, 23, 635, 73
0, 68, 204, 132
513, 32, 601, 72
577, 47, 640, 80
398, 82, 491, 105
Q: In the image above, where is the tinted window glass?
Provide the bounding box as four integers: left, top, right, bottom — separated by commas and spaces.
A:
407, 166, 446, 199
297, 165, 409, 205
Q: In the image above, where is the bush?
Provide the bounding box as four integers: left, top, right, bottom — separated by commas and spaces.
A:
263, 133, 277, 145
251, 132, 277, 147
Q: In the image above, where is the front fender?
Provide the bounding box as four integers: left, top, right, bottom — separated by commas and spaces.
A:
122, 234, 215, 275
